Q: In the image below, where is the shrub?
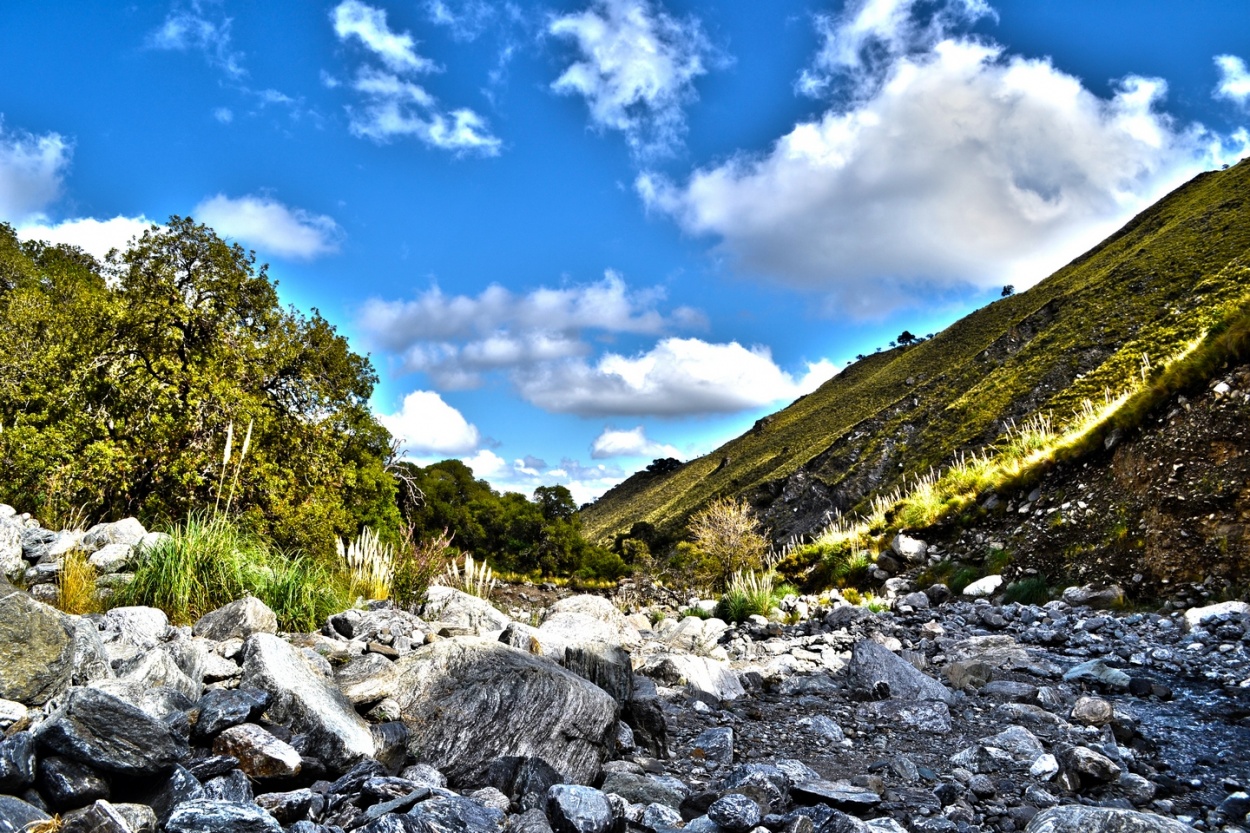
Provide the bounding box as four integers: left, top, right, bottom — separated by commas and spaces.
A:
392, 527, 454, 610
687, 497, 768, 589
1002, 577, 1050, 606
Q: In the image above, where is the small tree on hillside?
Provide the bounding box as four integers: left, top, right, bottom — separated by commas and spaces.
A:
1001, 285, 1015, 297
897, 330, 917, 346
686, 496, 768, 589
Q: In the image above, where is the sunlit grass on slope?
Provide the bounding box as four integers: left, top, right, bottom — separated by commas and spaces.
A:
781, 289, 1250, 583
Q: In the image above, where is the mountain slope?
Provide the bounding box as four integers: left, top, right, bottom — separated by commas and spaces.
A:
583, 159, 1250, 546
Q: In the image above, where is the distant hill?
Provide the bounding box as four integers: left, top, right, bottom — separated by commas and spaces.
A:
582, 159, 1250, 548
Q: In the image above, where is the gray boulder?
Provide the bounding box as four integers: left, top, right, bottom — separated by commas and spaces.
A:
194, 596, 278, 641
82, 518, 147, 552
0, 524, 23, 580
410, 794, 506, 833
0, 795, 51, 833
37, 686, 187, 776
1024, 806, 1197, 832
637, 654, 745, 702
1, 585, 112, 705
848, 639, 953, 703
539, 595, 641, 650
547, 785, 613, 833
1061, 584, 1126, 609
392, 637, 618, 788
336, 652, 400, 705
419, 586, 512, 632
241, 633, 375, 773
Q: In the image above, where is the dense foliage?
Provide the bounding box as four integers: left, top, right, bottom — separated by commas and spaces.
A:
394, 459, 627, 579
0, 218, 399, 557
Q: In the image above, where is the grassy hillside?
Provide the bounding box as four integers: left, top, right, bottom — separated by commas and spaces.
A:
583, 159, 1250, 545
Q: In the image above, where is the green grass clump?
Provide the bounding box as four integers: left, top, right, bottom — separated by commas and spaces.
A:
115, 512, 349, 631
1002, 577, 1051, 606
948, 566, 982, 596
715, 570, 787, 623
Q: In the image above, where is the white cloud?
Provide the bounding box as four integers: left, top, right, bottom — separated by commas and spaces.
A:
359, 271, 704, 387
332, 0, 434, 74
426, 0, 496, 41
16, 215, 153, 261
147, 3, 245, 78
193, 194, 343, 260
549, 0, 714, 156
515, 337, 837, 417
470, 452, 628, 505
213, 107, 234, 124
1216, 54, 1250, 106
331, 1, 501, 155
0, 123, 72, 224
640, 0, 1245, 317
591, 426, 681, 459
378, 390, 481, 455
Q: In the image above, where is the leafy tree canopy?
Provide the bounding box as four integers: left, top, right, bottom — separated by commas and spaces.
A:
0, 218, 399, 557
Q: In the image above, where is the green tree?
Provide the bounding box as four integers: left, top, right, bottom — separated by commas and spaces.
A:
0, 218, 399, 556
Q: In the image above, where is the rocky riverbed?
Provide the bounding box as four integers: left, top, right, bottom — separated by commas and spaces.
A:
3, 534, 1250, 833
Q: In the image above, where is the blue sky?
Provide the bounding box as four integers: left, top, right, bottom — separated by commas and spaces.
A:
2, 0, 1248, 504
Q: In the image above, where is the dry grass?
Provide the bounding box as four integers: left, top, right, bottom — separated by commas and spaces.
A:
56, 550, 102, 615
338, 526, 394, 601
440, 553, 496, 600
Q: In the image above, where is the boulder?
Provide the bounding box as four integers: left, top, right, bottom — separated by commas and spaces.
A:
538, 595, 641, 650
1024, 806, 1197, 832
1063, 659, 1131, 689
637, 654, 745, 702
0, 795, 51, 833
848, 639, 953, 703
962, 575, 1003, 597
165, 799, 283, 833
419, 586, 512, 632
36, 686, 187, 776
547, 785, 613, 833
336, 652, 401, 705
410, 794, 506, 833
855, 700, 952, 733
1184, 600, 1250, 630
82, 518, 147, 552
240, 633, 375, 773
88, 544, 134, 574
212, 723, 303, 779
193, 597, 278, 642
0, 524, 24, 580
392, 637, 618, 788
1, 586, 109, 705
890, 534, 928, 564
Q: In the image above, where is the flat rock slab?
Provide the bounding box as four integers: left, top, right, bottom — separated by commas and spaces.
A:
855, 699, 952, 733
392, 637, 618, 788
241, 633, 375, 773
165, 798, 283, 833
791, 779, 882, 813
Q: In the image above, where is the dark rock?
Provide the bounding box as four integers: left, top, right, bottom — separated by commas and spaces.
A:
0, 795, 51, 833
707, 793, 762, 833
507, 808, 555, 833
410, 794, 507, 833
847, 639, 953, 703
599, 771, 685, 809
562, 644, 634, 704
690, 727, 734, 765
484, 756, 563, 799
622, 694, 668, 759
0, 731, 37, 791
372, 720, 410, 774
241, 633, 375, 773
202, 769, 253, 803
134, 764, 206, 826
392, 638, 618, 788
332, 759, 390, 794
547, 785, 614, 833
1059, 746, 1122, 787
37, 755, 110, 810
164, 798, 283, 833
61, 799, 156, 833
192, 687, 270, 739
718, 764, 789, 810
360, 817, 438, 833
184, 755, 238, 781
37, 686, 186, 776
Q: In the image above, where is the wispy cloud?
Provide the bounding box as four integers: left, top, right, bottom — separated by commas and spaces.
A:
591, 426, 680, 459
359, 271, 705, 389
0, 121, 72, 224
514, 337, 837, 417
549, 0, 717, 157
1215, 54, 1250, 106
193, 194, 343, 260
639, 0, 1249, 318
17, 215, 154, 261
147, 1, 245, 78
425, 0, 497, 42
330, 0, 501, 155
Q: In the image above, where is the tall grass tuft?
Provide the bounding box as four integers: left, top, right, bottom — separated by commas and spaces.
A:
392, 527, 454, 610
57, 550, 102, 615
114, 511, 348, 630
338, 526, 394, 601
715, 570, 785, 623
442, 552, 496, 600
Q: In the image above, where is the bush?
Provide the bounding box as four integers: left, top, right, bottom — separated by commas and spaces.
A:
688, 497, 768, 590
114, 512, 350, 630
1002, 577, 1050, 606
715, 570, 782, 623
392, 527, 454, 611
